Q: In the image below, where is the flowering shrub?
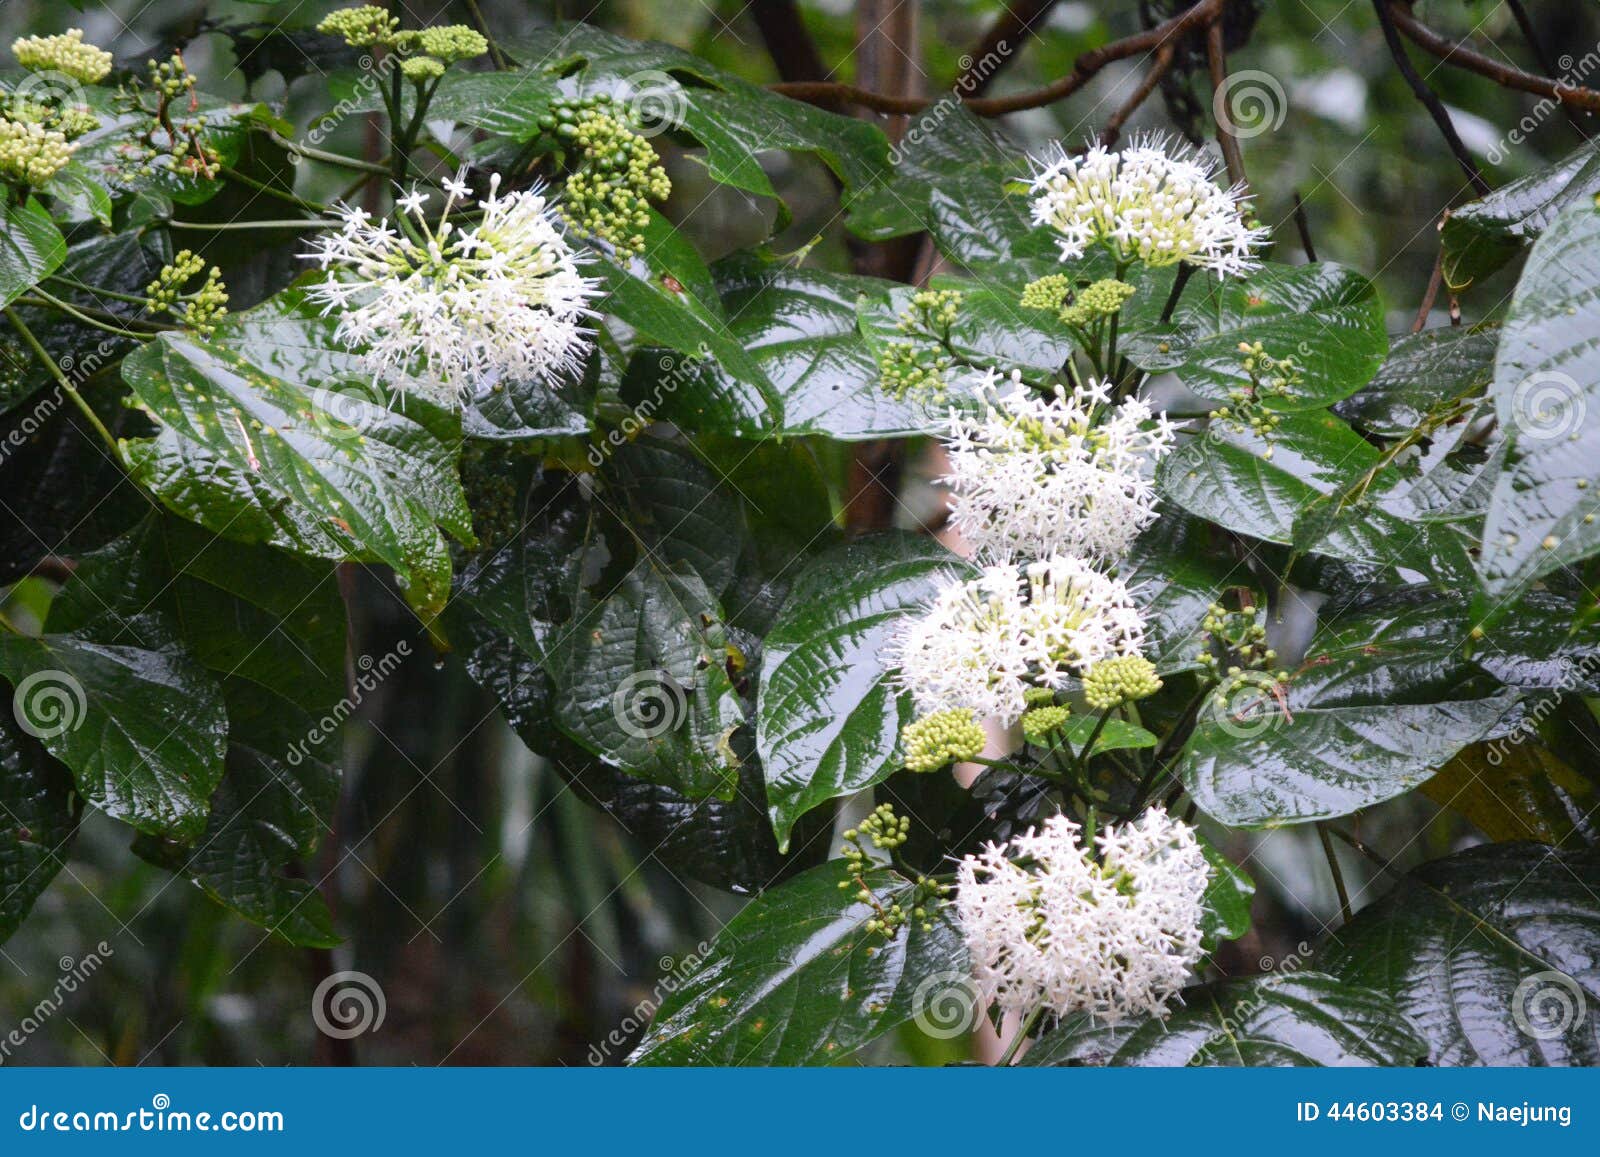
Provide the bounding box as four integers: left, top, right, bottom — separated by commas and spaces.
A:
0, 5, 1597, 1070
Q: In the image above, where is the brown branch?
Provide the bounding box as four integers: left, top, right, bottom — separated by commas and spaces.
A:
1386, 0, 1600, 112
750, 0, 830, 86
958, 0, 1060, 96
1412, 249, 1443, 333
772, 0, 1222, 117
1292, 190, 1317, 262
1100, 43, 1176, 147
1373, 0, 1491, 195
1205, 13, 1245, 187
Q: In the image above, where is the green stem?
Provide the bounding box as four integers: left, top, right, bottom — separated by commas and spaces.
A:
44, 275, 150, 307
1318, 823, 1353, 924
269, 134, 392, 175
996, 1004, 1044, 1066
18, 290, 168, 338
1075, 707, 1115, 777
167, 219, 334, 231
5, 308, 120, 454
395, 76, 443, 188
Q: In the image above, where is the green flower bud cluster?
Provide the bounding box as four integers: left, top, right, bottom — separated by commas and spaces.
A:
901, 708, 985, 772
317, 10, 487, 78
0, 117, 74, 185
1023, 687, 1058, 708
1194, 600, 1282, 679
1214, 340, 1297, 441
52, 105, 100, 139
145, 250, 229, 336
1020, 704, 1071, 746
400, 55, 446, 81
1060, 278, 1136, 328
538, 95, 670, 256
460, 440, 529, 549
1081, 655, 1163, 710
899, 289, 962, 334
1020, 274, 1071, 313
878, 339, 953, 404
414, 25, 488, 63
317, 6, 401, 48
118, 54, 220, 180
878, 289, 965, 404
12, 29, 113, 85
838, 803, 936, 936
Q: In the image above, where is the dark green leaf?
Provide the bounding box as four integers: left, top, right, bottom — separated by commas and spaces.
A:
1478, 201, 1600, 609
0, 199, 66, 309
758, 534, 975, 850
1319, 842, 1600, 1065
1180, 601, 1517, 826
1337, 326, 1499, 437
0, 715, 78, 943
1021, 972, 1427, 1066
1442, 143, 1600, 290
630, 859, 965, 1064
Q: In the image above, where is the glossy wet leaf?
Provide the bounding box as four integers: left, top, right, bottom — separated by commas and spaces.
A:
1422, 742, 1597, 847
119, 293, 474, 620
1180, 601, 1517, 826
757, 534, 975, 850
1442, 142, 1600, 290
630, 859, 965, 1064
1021, 973, 1427, 1066
1319, 842, 1600, 1065
1338, 326, 1499, 437
0, 716, 78, 943
0, 199, 66, 309
1477, 201, 1600, 610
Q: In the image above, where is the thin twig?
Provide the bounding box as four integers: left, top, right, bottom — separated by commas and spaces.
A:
1100, 43, 1176, 147
1205, 13, 1246, 187
1317, 823, 1353, 925
1291, 190, 1317, 261
959, 0, 1060, 96
1412, 249, 1443, 333
1372, 1, 1490, 195
771, 0, 1222, 116
1386, 0, 1600, 113
6, 308, 119, 453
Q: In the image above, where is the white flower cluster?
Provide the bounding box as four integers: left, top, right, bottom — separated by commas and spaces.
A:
945, 368, 1176, 565
1029, 133, 1266, 277
955, 809, 1208, 1023
305, 173, 599, 404
890, 555, 1145, 725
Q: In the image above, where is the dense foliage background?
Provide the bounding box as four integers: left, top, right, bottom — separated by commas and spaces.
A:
0, 0, 1597, 1066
